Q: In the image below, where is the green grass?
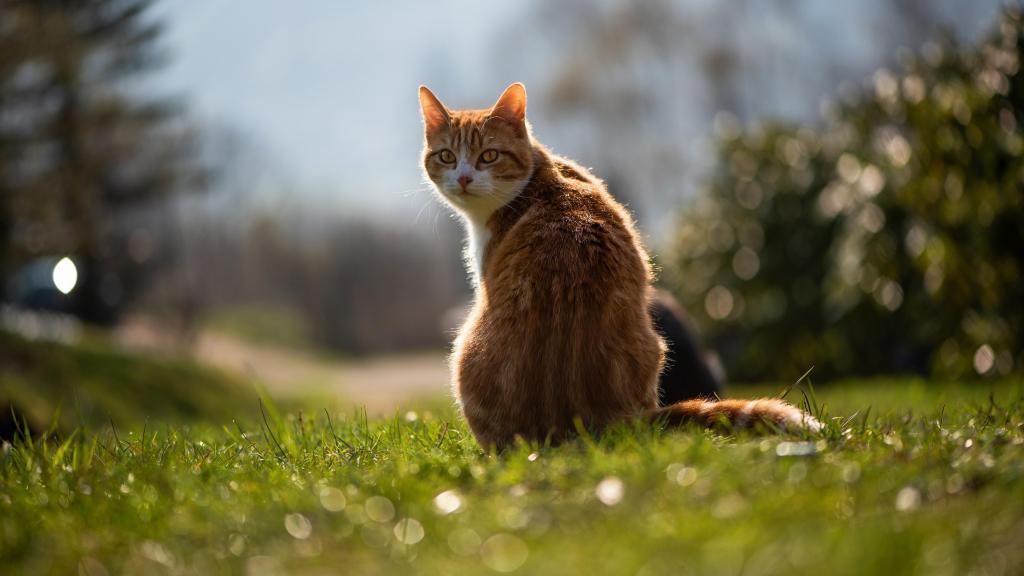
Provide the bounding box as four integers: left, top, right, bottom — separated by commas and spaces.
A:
0, 331, 261, 431
2, 377, 1022, 575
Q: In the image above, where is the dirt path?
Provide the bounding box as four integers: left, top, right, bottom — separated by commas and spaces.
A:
115, 318, 451, 414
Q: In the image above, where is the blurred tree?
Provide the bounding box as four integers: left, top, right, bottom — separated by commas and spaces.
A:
669, 7, 1024, 381
529, 0, 1002, 233
0, 0, 203, 323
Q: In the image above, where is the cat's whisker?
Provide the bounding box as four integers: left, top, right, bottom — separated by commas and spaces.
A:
432, 206, 443, 239
400, 184, 435, 199
414, 196, 435, 225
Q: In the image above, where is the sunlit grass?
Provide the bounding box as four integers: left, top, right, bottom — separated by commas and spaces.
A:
2, 380, 1022, 575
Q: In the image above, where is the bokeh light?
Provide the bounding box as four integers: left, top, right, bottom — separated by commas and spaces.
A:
51, 257, 78, 295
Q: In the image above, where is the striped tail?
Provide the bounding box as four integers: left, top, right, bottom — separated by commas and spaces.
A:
648, 398, 823, 433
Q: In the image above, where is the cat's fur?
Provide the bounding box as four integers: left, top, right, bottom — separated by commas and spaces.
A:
420, 83, 821, 449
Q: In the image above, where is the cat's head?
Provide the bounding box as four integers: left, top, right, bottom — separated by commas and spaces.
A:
419, 83, 535, 220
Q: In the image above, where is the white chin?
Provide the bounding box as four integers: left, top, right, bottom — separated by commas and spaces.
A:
445, 187, 489, 200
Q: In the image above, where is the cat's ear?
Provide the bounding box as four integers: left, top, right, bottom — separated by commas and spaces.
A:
419, 86, 450, 133
490, 83, 527, 124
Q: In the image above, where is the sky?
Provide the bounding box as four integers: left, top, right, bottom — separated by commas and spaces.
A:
150, 0, 1004, 232
150, 0, 540, 218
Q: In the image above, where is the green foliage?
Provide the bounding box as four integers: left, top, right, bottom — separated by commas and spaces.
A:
668, 8, 1024, 382
1, 381, 1022, 575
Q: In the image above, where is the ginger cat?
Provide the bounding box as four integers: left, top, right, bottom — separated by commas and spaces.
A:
419, 83, 821, 449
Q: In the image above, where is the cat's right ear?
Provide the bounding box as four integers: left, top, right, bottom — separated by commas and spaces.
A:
419, 86, 450, 133
490, 83, 527, 124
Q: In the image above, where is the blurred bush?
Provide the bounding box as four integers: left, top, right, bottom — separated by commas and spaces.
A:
668, 7, 1024, 382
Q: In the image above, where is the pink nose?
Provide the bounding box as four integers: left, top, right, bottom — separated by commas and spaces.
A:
458, 174, 473, 189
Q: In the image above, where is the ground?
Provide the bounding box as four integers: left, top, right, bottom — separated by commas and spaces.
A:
2, 330, 1022, 576
114, 315, 451, 415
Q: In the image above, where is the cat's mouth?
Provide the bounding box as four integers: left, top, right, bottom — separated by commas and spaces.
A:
446, 186, 487, 199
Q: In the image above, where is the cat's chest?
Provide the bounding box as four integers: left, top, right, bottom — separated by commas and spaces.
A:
467, 220, 491, 283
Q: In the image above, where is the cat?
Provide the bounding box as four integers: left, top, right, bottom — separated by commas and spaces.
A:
419, 83, 822, 449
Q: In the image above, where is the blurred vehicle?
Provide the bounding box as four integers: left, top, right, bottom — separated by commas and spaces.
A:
4, 256, 79, 313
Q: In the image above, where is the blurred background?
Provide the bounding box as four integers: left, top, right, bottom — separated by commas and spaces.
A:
2, 0, 1021, 426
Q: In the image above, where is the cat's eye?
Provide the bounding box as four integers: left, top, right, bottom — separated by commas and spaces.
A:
438, 149, 456, 164
480, 149, 499, 163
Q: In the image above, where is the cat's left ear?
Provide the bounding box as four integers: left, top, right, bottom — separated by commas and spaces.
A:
490, 83, 527, 124
419, 85, 450, 133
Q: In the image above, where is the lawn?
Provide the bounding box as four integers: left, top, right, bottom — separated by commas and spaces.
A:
0, 331, 265, 435
1, 346, 1022, 574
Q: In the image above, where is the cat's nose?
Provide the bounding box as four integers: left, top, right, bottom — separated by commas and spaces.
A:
458, 174, 474, 189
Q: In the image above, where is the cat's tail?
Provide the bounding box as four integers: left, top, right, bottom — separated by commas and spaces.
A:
647, 398, 823, 433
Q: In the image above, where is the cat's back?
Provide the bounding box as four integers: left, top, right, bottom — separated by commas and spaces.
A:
488, 154, 648, 295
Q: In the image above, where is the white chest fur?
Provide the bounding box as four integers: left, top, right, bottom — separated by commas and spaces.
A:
465, 219, 491, 286
446, 180, 526, 287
